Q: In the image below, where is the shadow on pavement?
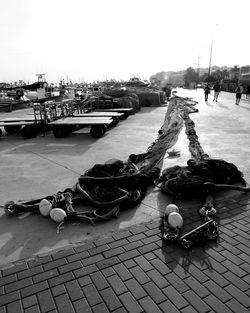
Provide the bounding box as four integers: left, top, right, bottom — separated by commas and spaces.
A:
0, 132, 98, 156
204, 101, 214, 107
157, 188, 250, 273
0, 190, 145, 267
237, 104, 250, 111
216, 102, 230, 110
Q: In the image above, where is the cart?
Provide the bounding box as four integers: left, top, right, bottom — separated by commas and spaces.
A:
73, 111, 124, 127
49, 116, 113, 138
94, 108, 134, 120
0, 105, 46, 139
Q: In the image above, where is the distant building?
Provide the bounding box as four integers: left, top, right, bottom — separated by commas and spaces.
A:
240, 65, 250, 83
229, 66, 241, 81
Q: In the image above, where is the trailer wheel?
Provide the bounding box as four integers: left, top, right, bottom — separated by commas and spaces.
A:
110, 116, 119, 127
4, 125, 21, 134
52, 126, 68, 138
120, 112, 129, 120
90, 125, 105, 138
67, 125, 77, 133
102, 124, 108, 133
21, 125, 39, 139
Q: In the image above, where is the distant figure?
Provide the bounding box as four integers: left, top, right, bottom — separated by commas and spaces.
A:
213, 82, 221, 102
246, 85, 250, 99
235, 83, 244, 105
204, 84, 210, 101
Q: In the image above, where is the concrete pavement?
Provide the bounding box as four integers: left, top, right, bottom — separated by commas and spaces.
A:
0, 105, 173, 266
0, 88, 249, 312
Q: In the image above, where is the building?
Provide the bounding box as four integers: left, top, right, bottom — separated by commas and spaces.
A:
240, 65, 250, 83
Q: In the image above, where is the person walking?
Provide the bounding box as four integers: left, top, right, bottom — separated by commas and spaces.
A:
204, 84, 210, 101
246, 85, 250, 99
235, 83, 244, 105
213, 82, 221, 102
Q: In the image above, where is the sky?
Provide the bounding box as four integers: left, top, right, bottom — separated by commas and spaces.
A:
1, 0, 250, 83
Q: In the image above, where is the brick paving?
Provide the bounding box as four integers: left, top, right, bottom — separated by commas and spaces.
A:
0, 195, 249, 313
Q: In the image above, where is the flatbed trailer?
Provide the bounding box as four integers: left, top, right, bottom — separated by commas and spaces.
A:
73, 111, 124, 127
0, 115, 43, 138
94, 108, 134, 119
49, 116, 113, 138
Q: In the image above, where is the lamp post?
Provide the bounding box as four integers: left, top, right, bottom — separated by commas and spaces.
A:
207, 24, 218, 82
208, 40, 213, 80
197, 45, 204, 84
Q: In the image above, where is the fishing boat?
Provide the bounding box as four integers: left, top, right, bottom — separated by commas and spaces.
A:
0, 90, 31, 112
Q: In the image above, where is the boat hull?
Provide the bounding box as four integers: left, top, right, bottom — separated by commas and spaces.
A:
0, 100, 31, 112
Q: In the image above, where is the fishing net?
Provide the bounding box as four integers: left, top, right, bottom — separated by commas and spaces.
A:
3, 97, 184, 225
159, 96, 249, 249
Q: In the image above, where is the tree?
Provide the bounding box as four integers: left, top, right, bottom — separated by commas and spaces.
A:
184, 67, 199, 86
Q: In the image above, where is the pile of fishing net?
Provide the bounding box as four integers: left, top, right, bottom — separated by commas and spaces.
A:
116, 93, 140, 111
156, 157, 247, 198
158, 96, 249, 249
4, 158, 160, 225
3, 97, 185, 225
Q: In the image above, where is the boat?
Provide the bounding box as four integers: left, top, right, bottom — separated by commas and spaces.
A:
0, 76, 66, 111
0, 90, 31, 112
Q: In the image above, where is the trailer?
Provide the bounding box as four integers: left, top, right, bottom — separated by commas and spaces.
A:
0, 105, 46, 138
49, 116, 113, 138
73, 111, 124, 127
94, 108, 134, 119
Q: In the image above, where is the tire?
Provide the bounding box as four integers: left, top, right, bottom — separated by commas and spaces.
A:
4, 125, 21, 134
120, 112, 128, 120
21, 125, 39, 139
0, 128, 2, 137
109, 116, 119, 127
67, 125, 77, 133
52, 126, 68, 138
90, 125, 105, 138
102, 124, 108, 133
16, 89, 24, 98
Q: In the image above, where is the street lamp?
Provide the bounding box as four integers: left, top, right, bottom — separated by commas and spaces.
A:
207, 24, 218, 81
208, 40, 213, 80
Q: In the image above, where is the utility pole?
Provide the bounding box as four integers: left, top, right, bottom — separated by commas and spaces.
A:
197, 54, 200, 83
208, 40, 213, 80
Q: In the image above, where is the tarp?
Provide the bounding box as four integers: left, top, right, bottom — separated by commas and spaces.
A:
0, 82, 45, 91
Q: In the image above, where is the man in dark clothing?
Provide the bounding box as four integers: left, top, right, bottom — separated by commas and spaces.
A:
213, 82, 221, 102
246, 85, 250, 99
235, 84, 244, 105
204, 84, 210, 101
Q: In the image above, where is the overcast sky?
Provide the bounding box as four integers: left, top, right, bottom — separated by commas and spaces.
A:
1, 0, 249, 83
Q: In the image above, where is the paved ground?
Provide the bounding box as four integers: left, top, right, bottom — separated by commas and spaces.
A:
0, 88, 249, 312
0, 195, 249, 313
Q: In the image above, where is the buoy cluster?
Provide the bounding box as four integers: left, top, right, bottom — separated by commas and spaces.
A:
39, 199, 66, 222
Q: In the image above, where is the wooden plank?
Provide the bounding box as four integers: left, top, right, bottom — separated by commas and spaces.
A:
49, 117, 112, 125
0, 121, 35, 126
0, 117, 39, 122
95, 108, 133, 112
74, 112, 123, 117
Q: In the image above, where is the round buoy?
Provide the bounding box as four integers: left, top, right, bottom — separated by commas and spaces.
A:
50, 208, 67, 222
39, 199, 52, 216
168, 212, 183, 229
164, 204, 179, 220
